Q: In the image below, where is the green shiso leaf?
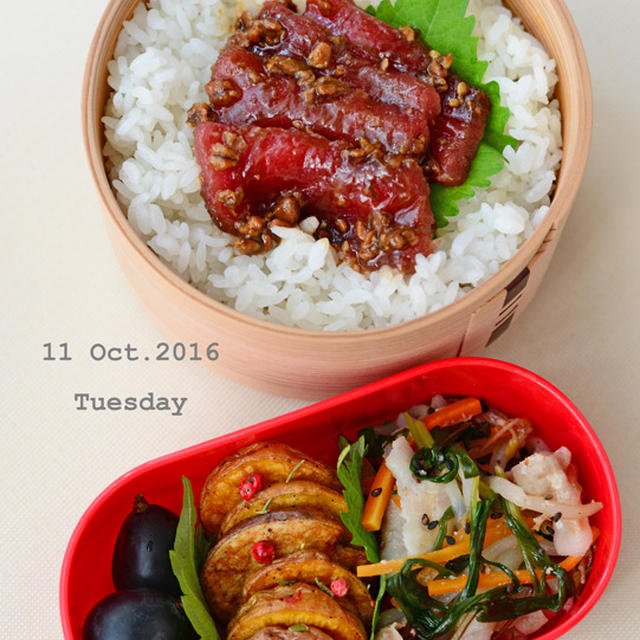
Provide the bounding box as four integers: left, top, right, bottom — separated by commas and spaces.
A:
429, 143, 505, 226
368, 0, 519, 226
170, 477, 220, 640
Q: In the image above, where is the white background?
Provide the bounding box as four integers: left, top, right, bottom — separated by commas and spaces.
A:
1, 0, 638, 637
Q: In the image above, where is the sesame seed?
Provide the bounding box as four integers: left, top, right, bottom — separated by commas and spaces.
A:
464, 522, 471, 534
446, 535, 456, 546
371, 487, 382, 497
536, 529, 554, 542
490, 512, 503, 519
421, 514, 430, 526
427, 520, 439, 530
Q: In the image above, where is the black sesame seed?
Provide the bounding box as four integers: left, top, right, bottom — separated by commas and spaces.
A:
553, 512, 562, 522
446, 535, 456, 546
371, 487, 382, 497
427, 407, 436, 414
544, 525, 554, 536
464, 522, 471, 534
427, 519, 439, 530
490, 512, 503, 519
535, 529, 554, 542
544, 494, 553, 500
421, 514, 430, 526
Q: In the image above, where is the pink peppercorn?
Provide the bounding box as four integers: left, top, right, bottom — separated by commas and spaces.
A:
251, 541, 275, 565
239, 473, 263, 500
330, 578, 349, 597
283, 588, 303, 604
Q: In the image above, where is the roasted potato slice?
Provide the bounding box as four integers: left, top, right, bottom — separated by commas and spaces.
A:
248, 626, 334, 640
227, 584, 367, 640
242, 551, 374, 624
220, 481, 347, 535
201, 509, 347, 620
333, 544, 367, 569
200, 442, 341, 533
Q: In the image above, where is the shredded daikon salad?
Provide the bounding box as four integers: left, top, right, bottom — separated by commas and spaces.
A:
336, 396, 602, 640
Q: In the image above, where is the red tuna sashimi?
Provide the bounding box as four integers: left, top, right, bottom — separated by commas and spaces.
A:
427, 76, 492, 186
207, 44, 429, 155
193, 121, 434, 272
250, 2, 440, 120
305, 0, 431, 74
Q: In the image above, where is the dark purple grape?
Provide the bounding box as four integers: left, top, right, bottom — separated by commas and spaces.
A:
112, 495, 181, 597
83, 591, 196, 640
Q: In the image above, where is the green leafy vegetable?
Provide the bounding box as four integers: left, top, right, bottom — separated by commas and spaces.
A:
336, 435, 387, 639
431, 421, 491, 450
410, 444, 480, 483
170, 477, 219, 640
387, 493, 573, 639
370, 575, 388, 640
357, 426, 398, 460
369, 0, 519, 225
429, 145, 506, 225
336, 436, 380, 563
405, 413, 435, 449
431, 506, 455, 551
496, 496, 574, 610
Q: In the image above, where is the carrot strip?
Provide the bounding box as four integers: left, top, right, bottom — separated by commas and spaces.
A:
356, 520, 512, 577
423, 397, 483, 430
361, 462, 395, 532
423, 528, 600, 595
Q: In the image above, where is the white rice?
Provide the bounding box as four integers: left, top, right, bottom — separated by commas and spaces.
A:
103, 0, 561, 331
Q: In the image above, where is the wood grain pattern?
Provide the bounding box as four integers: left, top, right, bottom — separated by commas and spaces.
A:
82, 0, 592, 398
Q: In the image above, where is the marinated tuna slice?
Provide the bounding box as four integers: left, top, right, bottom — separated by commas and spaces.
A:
249, 2, 441, 120
426, 76, 492, 186
207, 45, 429, 155
305, 0, 431, 74
192, 121, 434, 272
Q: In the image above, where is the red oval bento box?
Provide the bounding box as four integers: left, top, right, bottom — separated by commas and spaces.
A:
60, 358, 621, 640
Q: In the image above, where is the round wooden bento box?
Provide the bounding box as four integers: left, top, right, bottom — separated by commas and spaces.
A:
83, 0, 592, 398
